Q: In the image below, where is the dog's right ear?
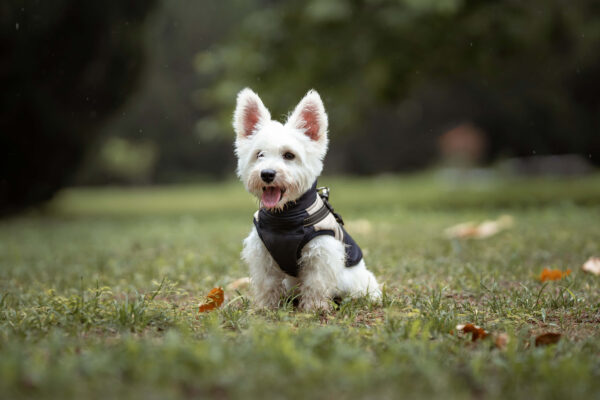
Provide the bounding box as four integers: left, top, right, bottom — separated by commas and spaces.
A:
233, 88, 271, 139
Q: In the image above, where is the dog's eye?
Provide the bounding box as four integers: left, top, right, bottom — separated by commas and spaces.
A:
283, 152, 295, 161
257, 151, 264, 159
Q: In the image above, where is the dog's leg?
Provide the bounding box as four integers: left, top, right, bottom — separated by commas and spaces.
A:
297, 235, 345, 311
242, 227, 287, 309
283, 276, 301, 299
338, 259, 382, 301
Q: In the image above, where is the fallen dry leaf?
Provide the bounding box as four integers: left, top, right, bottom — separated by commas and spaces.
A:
456, 323, 489, 342
198, 287, 224, 313
582, 257, 600, 276
494, 333, 509, 350
445, 215, 513, 239
445, 222, 478, 238
345, 219, 373, 235
539, 268, 571, 282
535, 332, 562, 347
226, 277, 251, 291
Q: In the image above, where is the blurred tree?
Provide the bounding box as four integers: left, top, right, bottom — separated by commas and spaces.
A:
0, 0, 156, 215
196, 0, 600, 173
78, 0, 257, 185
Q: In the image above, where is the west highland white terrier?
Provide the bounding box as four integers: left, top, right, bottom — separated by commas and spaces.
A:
233, 88, 381, 311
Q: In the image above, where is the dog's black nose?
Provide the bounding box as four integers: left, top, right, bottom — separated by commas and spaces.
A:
260, 169, 276, 183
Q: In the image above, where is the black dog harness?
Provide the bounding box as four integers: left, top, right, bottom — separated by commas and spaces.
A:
253, 182, 363, 277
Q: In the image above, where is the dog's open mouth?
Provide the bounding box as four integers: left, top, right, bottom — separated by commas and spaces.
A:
262, 186, 286, 208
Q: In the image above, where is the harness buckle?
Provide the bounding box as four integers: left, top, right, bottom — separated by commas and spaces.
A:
316, 186, 330, 201
316, 186, 344, 226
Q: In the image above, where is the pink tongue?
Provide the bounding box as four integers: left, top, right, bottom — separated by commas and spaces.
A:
261, 187, 282, 208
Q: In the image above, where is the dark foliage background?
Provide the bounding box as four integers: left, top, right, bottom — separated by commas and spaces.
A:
0, 0, 156, 215
196, 0, 600, 173
2, 0, 599, 214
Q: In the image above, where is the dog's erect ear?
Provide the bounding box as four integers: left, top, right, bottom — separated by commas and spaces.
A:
285, 90, 328, 143
233, 88, 271, 139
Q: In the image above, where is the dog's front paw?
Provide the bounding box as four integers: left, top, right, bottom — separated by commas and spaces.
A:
252, 287, 285, 310
299, 298, 332, 312
253, 295, 281, 310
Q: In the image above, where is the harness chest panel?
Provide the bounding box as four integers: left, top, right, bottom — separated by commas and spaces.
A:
253, 183, 363, 277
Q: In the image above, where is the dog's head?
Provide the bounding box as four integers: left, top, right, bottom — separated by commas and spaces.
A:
233, 89, 329, 210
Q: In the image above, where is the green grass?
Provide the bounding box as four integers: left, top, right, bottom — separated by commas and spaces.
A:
1, 173, 600, 399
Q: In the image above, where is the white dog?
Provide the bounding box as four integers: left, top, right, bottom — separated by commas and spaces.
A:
233, 88, 381, 311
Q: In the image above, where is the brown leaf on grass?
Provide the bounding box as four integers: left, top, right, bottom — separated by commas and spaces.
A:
535, 332, 561, 347
456, 323, 489, 341
198, 287, 224, 313
226, 277, 251, 291
445, 215, 513, 239
539, 268, 571, 282
494, 333, 509, 350
582, 257, 600, 276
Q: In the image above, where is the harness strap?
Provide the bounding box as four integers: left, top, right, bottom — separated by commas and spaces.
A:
321, 196, 345, 226
302, 187, 345, 227
303, 203, 330, 226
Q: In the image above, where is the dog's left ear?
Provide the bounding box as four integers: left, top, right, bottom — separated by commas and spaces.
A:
286, 90, 328, 146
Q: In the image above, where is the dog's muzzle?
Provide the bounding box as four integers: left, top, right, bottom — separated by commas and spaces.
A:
260, 169, 276, 183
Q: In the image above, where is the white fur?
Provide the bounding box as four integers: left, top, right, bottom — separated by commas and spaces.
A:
234, 88, 381, 311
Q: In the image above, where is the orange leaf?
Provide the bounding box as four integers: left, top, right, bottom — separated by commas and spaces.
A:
539, 268, 571, 282
457, 323, 489, 342
535, 332, 561, 347
198, 287, 224, 313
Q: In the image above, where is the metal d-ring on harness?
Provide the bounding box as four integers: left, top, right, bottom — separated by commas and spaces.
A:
302, 186, 345, 227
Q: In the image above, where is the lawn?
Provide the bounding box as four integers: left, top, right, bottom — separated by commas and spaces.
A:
1, 174, 600, 399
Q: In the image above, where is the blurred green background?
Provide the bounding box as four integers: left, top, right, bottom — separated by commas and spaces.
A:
2, 0, 599, 213
2, 3, 600, 398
